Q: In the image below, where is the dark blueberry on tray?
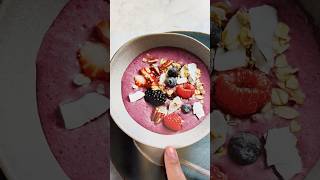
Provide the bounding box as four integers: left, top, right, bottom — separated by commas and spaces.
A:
167, 67, 179, 77
165, 77, 177, 88
228, 132, 262, 165
181, 104, 192, 113
144, 89, 167, 106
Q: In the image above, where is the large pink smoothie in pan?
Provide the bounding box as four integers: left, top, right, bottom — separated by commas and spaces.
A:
36, 0, 109, 180
121, 47, 210, 135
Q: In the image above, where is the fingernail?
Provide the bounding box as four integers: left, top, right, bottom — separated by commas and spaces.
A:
166, 147, 178, 161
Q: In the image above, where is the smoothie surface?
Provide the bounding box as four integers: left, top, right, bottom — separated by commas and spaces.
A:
121, 47, 210, 134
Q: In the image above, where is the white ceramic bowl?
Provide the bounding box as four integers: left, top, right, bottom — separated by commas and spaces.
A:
110, 33, 210, 149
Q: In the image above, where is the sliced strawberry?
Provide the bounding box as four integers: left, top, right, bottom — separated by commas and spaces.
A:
176, 83, 195, 99
163, 113, 183, 131
134, 75, 147, 87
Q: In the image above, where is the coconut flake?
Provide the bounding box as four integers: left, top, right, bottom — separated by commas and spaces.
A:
249, 5, 278, 72
73, 73, 91, 86
168, 96, 183, 114
128, 91, 145, 102
193, 101, 205, 119
59, 93, 109, 129
222, 11, 241, 50
265, 127, 302, 180
211, 110, 229, 152
214, 47, 247, 71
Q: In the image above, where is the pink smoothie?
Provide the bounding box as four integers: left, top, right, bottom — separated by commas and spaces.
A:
211, 0, 320, 180
121, 47, 210, 135
36, 0, 109, 180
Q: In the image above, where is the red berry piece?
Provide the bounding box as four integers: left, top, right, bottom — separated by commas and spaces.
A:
214, 68, 272, 117
163, 113, 183, 131
176, 83, 195, 99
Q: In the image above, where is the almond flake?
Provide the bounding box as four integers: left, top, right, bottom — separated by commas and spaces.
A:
275, 54, 289, 68
195, 95, 204, 100
290, 120, 301, 133
285, 76, 299, 90
289, 89, 306, 105
275, 22, 290, 39
274, 106, 299, 119
271, 88, 289, 105
261, 102, 272, 113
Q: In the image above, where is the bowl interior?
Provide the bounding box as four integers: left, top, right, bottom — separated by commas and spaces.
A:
110, 33, 210, 149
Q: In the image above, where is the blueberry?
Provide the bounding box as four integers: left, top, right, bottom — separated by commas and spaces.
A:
211, 22, 222, 47
181, 104, 192, 113
166, 77, 177, 88
228, 132, 262, 165
167, 67, 179, 77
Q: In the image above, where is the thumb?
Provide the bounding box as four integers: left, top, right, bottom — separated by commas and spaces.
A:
164, 147, 186, 180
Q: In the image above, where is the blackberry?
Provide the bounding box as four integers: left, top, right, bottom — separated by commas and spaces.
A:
228, 132, 262, 165
144, 89, 167, 106
166, 77, 177, 88
167, 67, 179, 77
181, 104, 192, 113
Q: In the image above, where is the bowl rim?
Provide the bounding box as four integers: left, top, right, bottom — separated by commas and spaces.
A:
110, 32, 210, 149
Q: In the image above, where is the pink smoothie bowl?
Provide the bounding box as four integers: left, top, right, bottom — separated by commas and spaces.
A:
110, 33, 210, 149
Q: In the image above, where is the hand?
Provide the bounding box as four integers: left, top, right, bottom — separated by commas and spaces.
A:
164, 147, 186, 180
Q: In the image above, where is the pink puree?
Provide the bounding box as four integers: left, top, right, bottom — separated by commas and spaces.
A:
121, 47, 210, 135
36, 0, 109, 180
212, 0, 320, 180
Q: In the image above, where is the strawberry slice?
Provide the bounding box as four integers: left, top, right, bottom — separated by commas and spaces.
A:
163, 113, 183, 131
176, 83, 195, 99
134, 75, 147, 87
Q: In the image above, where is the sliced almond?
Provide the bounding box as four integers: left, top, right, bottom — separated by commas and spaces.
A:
239, 27, 253, 48
273, 38, 290, 54
290, 89, 306, 105
275, 54, 288, 68
271, 88, 289, 105
274, 106, 299, 119
275, 72, 292, 82
195, 95, 204, 100
262, 102, 272, 113
275, 22, 290, 39
276, 66, 299, 75
285, 76, 299, 90
290, 120, 301, 133
277, 81, 286, 89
